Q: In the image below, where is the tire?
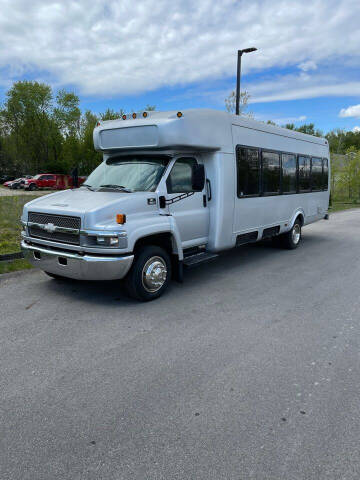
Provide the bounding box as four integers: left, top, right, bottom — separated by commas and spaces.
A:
279, 219, 302, 250
29, 184, 37, 191
125, 245, 171, 301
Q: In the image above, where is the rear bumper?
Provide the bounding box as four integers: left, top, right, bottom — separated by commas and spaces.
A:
21, 240, 134, 281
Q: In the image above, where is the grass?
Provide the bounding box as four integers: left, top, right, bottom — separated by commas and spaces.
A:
0, 195, 38, 274
329, 201, 360, 213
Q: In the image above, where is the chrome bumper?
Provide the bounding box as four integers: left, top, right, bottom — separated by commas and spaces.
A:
21, 240, 134, 281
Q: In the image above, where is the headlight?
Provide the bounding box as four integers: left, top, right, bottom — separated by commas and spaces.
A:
82, 231, 128, 248
96, 236, 119, 246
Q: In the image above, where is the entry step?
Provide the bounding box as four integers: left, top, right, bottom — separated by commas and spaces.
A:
183, 252, 219, 269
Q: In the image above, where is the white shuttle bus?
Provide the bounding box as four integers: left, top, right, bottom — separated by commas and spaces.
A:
21, 109, 330, 301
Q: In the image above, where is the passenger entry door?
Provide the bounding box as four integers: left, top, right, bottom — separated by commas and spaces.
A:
165, 157, 209, 248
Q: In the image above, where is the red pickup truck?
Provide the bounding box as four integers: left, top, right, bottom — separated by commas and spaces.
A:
24, 174, 85, 191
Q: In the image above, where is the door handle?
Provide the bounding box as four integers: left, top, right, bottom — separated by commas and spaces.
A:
159, 195, 166, 209
206, 179, 212, 201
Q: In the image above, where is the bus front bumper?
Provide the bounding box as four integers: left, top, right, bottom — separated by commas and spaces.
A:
21, 241, 134, 281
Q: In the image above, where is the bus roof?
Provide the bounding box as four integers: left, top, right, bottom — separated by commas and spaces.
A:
93, 109, 328, 153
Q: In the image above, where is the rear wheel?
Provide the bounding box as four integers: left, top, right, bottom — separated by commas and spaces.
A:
29, 183, 37, 191
125, 245, 171, 301
279, 220, 302, 249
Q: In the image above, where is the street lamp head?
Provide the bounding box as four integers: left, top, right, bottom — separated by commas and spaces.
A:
240, 47, 258, 54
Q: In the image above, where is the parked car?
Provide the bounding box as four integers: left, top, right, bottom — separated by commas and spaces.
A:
1, 175, 15, 185
5, 177, 23, 188
9, 176, 32, 189
3, 178, 17, 187
24, 173, 86, 191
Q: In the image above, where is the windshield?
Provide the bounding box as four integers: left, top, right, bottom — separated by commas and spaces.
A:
33, 175, 41, 180
84, 156, 170, 192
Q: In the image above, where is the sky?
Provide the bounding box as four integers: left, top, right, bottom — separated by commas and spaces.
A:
0, 0, 360, 133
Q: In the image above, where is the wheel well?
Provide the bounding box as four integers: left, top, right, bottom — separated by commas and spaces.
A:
133, 233, 175, 256
295, 213, 304, 226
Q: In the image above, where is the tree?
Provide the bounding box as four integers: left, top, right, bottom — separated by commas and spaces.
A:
53, 90, 81, 136
100, 108, 125, 121
284, 123, 323, 137
78, 110, 102, 174
225, 90, 251, 116
1, 81, 56, 174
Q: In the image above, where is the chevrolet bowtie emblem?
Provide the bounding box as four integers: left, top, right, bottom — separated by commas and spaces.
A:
43, 223, 56, 233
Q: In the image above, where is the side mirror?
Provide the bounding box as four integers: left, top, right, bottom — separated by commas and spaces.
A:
192, 164, 205, 191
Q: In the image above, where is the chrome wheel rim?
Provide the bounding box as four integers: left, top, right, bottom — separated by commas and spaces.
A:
142, 256, 167, 293
292, 223, 301, 244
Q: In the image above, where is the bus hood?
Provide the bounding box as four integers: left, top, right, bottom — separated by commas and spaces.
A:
22, 188, 159, 229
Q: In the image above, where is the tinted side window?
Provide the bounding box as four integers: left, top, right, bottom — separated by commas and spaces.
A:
237, 147, 260, 197
167, 158, 196, 193
298, 156, 311, 192
282, 153, 297, 193
311, 157, 322, 191
262, 151, 280, 194
322, 158, 329, 190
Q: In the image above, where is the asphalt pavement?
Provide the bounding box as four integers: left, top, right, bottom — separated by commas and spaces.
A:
1, 209, 360, 479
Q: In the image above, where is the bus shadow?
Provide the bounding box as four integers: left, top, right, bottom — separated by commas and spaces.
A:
42, 233, 328, 307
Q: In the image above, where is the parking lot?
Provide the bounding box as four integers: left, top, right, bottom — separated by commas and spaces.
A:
1, 209, 360, 479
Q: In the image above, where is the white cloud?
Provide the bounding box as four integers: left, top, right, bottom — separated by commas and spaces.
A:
254, 114, 307, 125
339, 104, 360, 118
352, 126, 360, 132
298, 61, 317, 72
0, 0, 359, 96
248, 74, 360, 104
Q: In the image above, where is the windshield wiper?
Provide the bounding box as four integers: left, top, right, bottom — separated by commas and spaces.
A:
99, 184, 132, 192
81, 183, 95, 191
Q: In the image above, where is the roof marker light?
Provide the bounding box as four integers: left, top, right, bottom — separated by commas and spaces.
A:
177, 111, 183, 118
132, 113, 137, 119
143, 111, 148, 118
122, 114, 127, 120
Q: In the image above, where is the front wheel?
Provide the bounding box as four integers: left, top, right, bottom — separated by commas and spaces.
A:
29, 184, 37, 191
125, 245, 171, 301
279, 220, 302, 249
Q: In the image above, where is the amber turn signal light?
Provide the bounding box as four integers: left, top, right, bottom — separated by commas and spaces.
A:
142, 111, 148, 118
177, 111, 183, 118
116, 214, 126, 224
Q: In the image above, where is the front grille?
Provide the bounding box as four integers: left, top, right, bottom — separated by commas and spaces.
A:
28, 212, 81, 245
28, 212, 80, 229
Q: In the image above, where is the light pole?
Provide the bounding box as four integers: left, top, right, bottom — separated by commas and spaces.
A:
235, 47, 257, 115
